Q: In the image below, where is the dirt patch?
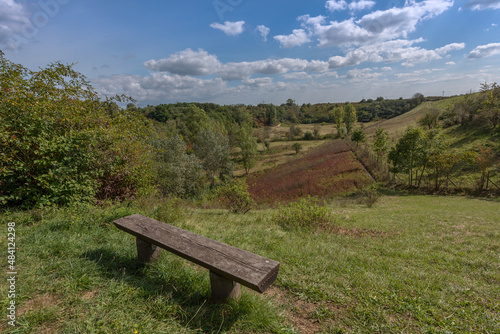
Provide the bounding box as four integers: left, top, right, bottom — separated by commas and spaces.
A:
265, 287, 345, 334
81, 289, 100, 300
18, 293, 61, 316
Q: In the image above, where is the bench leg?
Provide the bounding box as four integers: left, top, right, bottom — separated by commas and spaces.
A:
136, 238, 161, 263
209, 271, 241, 302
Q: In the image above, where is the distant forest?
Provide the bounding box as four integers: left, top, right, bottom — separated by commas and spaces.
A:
130, 95, 431, 126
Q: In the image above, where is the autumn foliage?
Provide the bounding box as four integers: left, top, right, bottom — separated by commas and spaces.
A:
248, 140, 371, 203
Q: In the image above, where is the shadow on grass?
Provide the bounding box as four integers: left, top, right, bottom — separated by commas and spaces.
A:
81, 248, 253, 333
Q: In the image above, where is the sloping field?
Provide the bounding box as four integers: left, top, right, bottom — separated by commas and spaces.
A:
363, 96, 464, 140
247, 140, 372, 203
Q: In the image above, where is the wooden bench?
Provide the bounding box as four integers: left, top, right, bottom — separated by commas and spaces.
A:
114, 214, 280, 301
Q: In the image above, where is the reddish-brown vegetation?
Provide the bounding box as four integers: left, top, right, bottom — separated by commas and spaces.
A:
248, 140, 372, 203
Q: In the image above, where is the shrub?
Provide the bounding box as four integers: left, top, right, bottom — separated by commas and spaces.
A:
0, 52, 154, 208
216, 181, 254, 214
355, 185, 380, 208
303, 131, 314, 140
152, 197, 186, 225
292, 142, 302, 154
272, 197, 332, 231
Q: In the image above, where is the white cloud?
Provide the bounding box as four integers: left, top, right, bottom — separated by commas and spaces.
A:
144, 49, 221, 75
465, 0, 500, 10
210, 21, 245, 36
468, 42, 500, 59
256, 25, 270, 41
345, 68, 382, 80
96, 73, 227, 103
144, 49, 329, 81
326, 0, 375, 12
445, 61, 456, 65
218, 58, 329, 80
326, 0, 347, 11
0, 0, 31, 49
274, 29, 311, 48
328, 39, 465, 68
348, 0, 376, 11
300, 0, 454, 48
242, 77, 274, 87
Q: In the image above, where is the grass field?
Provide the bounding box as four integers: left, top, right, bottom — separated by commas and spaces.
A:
1, 194, 499, 333
363, 97, 464, 141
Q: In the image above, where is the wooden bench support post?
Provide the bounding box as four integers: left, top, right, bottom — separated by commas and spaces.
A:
136, 238, 161, 263
210, 271, 241, 302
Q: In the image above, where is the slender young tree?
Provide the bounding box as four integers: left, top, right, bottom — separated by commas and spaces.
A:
372, 127, 389, 165
332, 106, 344, 137
343, 103, 357, 134
237, 124, 258, 175
351, 127, 366, 147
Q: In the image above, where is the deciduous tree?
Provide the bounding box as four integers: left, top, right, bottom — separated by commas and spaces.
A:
372, 127, 389, 165
237, 124, 258, 175
351, 127, 366, 147
194, 127, 233, 185
343, 103, 357, 134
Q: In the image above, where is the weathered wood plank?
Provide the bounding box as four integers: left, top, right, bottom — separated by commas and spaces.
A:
114, 214, 279, 293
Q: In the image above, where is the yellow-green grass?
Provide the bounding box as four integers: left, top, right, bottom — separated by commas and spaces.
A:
1, 194, 499, 333
363, 96, 464, 142
233, 140, 329, 177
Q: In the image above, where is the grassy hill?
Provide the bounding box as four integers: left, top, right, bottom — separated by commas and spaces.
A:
247, 140, 372, 204
2, 194, 499, 333
363, 96, 463, 141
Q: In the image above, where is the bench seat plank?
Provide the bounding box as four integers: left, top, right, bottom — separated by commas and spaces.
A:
114, 214, 279, 293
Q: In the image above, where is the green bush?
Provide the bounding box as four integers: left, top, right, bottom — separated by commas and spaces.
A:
303, 131, 314, 140
0, 52, 154, 208
355, 185, 380, 208
272, 197, 332, 231
152, 197, 186, 225
216, 181, 254, 214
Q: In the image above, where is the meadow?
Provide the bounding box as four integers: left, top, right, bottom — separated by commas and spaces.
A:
1, 194, 498, 333
248, 140, 372, 203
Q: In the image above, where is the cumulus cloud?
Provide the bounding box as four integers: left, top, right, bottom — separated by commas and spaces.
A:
328, 39, 465, 68
274, 29, 311, 48
326, 0, 348, 11
210, 21, 245, 36
298, 0, 454, 48
144, 49, 329, 81
97, 73, 228, 103
465, 0, 500, 10
325, 0, 375, 12
0, 0, 31, 49
468, 43, 500, 59
256, 25, 270, 41
144, 49, 221, 76
219, 58, 329, 80
348, 0, 376, 11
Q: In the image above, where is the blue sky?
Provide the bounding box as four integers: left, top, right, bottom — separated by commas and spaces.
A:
1, 0, 500, 106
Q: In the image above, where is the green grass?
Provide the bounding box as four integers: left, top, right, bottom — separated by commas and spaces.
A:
1, 195, 499, 333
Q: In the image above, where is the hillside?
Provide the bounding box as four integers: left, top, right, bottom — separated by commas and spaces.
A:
247, 140, 373, 203
363, 96, 464, 140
